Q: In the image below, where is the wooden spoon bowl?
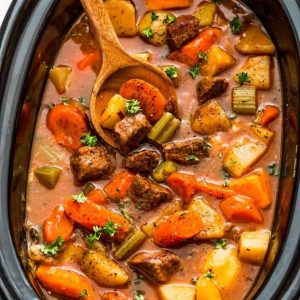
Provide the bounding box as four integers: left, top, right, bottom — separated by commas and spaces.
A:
81, 0, 178, 149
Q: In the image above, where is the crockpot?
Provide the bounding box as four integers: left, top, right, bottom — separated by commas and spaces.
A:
0, 0, 299, 299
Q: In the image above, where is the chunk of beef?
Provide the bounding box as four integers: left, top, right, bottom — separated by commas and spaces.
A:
162, 139, 209, 165
114, 113, 152, 154
197, 77, 228, 105
167, 15, 200, 50
70, 146, 116, 184
122, 150, 161, 174
128, 174, 172, 210
129, 251, 181, 283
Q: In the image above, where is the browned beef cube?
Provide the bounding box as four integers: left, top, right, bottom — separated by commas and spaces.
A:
114, 114, 152, 154
162, 139, 209, 165
167, 15, 200, 50
70, 146, 116, 184
129, 251, 181, 283
128, 174, 172, 210
197, 77, 228, 105
122, 150, 161, 174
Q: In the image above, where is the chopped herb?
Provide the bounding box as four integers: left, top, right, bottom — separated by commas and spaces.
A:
119, 202, 133, 222
81, 132, 98, 146
47, 102, 55, 110
198, 51, 208, 61
60, 97, 70, 105
79, 289, 88, 300
268, 163, 280, 176
134, 291, 145, 300
191, 276, 199, 284
186, 155, 200, 162
163, 15, 176, 24
102, 221, 120, 237
213, 239, 227, 249
42, 236, 64, 256
126, 99, 142, 115
212, 0, 221, 3
223, 181, 229, 187
72, 192, 88, 203
226, 111, 237, 120
222, 169, 230, 187
135, 274, 145, 285
230, 16, 242, 35
78, 97, 86, 104
188, 64, 200, 79
142, 27, 153, 38
237, 72, 251, 85
165, 66, 178, 79
204, 269, 214, 279
86, 226, 102, 247
151, 12, 159, 22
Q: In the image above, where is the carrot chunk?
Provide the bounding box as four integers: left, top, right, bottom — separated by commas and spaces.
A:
104, 170, 135, 201
153, 210, 203, 246
77, 52, 100, 70
119, 79, 167, 123
36, 265, 95, 300
46, 103, 89, 151
219, 195, 263, 223
259, 105, 280, 126
64, 197, 130, 241
43, 206, 74, 244
87, 189, 106, 205
197, 180, 235, 199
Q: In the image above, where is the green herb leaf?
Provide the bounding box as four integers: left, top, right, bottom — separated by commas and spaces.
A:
47, 102, 55, 110
134, 274, 145, 285
191, 276, 199, 284
165, 66, 178, 79
126, 99, 142, 115
163, 15, 176, 24
222, 169, 230, 187
186, 155, 200, 162
60, 97, 70, 105
142, 27, 153, 38
151, 12, 159, 22
81, 132, 98, 146
72, 192, 88, 203
188, 64, 201, 79
119, 202, 134, 222
78, 97, 86, 104
42, 236, 64, 256
230, 16, 242, 35
268, 162, 280, 176
102, 221, 120, 237
79, 289, 88, 300
204, 269, 214, 279
213, 239, 227, 249
198, 51, 208, 61
134, 291, 145, 300
86, 226, 102, 247
237, 72, 251, 85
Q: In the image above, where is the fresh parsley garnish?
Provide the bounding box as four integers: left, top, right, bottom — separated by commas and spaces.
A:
237, 72, 251, 85
222, 169, 230, 187
186, 155, 200, 162
78, 97, 86, 104
163, 15, 176, 24
119, 202, 133, 222
42, 236, 64, 256
60, 97, 70, 105
126, 99, 142, 115
134, 291, 145, 300
204, 269, 214, 279
191, 276, 199, 284
86, 226, 102, 247
198, 51, 208, 61
165, 66, 178, 79
213, 239, 227, 249
151, 12, 159, 22
142, 27, 153, 38
188, 64, 200, 79
79, 289, 88, 300
268, 162, 280, 176
102, 221, 120, 237
230, 16, 242, 35
72, 192, 88, 203
47, 102, 55, 110
135, 274, 145, 285
81, 132, 98, 146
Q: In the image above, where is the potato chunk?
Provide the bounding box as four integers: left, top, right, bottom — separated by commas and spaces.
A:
104, 0, 137, 37
145, 0, 193, 10
196, 277, 222, 300
234, 56, 272, 90
131, 51, 152, 63
191, 100, 231, 135
194, 2, 217, 27
159, 284, 196, 300
238, 230, 271, 264
250, 124, 274, 145
236, 25, 275, 55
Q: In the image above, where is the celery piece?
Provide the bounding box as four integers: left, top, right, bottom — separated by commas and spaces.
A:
232, 86, 257, 115
82, 182, 96, 196
156, 118, 181, 144
148, 112, 173, 141
152, 161, 177, 182
34, 166, 61, 189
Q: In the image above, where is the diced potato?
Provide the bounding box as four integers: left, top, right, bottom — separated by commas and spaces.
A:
58, 243, 83, 264
232, 86, 257, 115
49, 65, 72, 94
223, 137, 268, 178
159, 65, 180, 87
145, 0, 193, 10
238, 230, 271, 264
159, 284, 196, 300
236, 25, 275, 55
100, 94, 126, 129
202, 246, 241, 289
131, 51, 153, 63
194, 2, 217, 27
104, 0, 137, 37
138, 10, 175, 46
196, 277, 222, 300
234, 56, 272, 90
188, 198, 225, 240
202, 46, 236, 76
191, 100, 231, 135
250, 124, 274, 145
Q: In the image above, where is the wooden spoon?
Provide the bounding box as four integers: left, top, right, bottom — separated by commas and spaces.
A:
80, 0, 178, 149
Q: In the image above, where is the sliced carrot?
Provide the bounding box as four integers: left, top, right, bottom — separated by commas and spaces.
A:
166, 173, 198, 203
102, 291, 125, 300
259, 105, 280, 126
36, 265, 95, 300
104, 170, 135, 201
87, 189, 106, 205
46, 103, 89, 151
197, 181, 235, 199
119, 79, 167, 123
43, 206, 74, 244
153, 210, 203, 246
230, 169, 272, 209
77, 52, 100, 70
64, 197, 130, 241
219, 195, 263, 223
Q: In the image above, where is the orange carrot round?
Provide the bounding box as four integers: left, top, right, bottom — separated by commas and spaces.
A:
87, 189, 106, 205
259, 105, 280, 126
36, 265, 95, 300
77, 52, 100, 70
43, 206, 74, 244
46, 103, 89, 151
119, 79, 167, 123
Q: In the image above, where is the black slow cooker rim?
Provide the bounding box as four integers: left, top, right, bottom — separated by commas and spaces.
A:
0, 0, 300, 299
